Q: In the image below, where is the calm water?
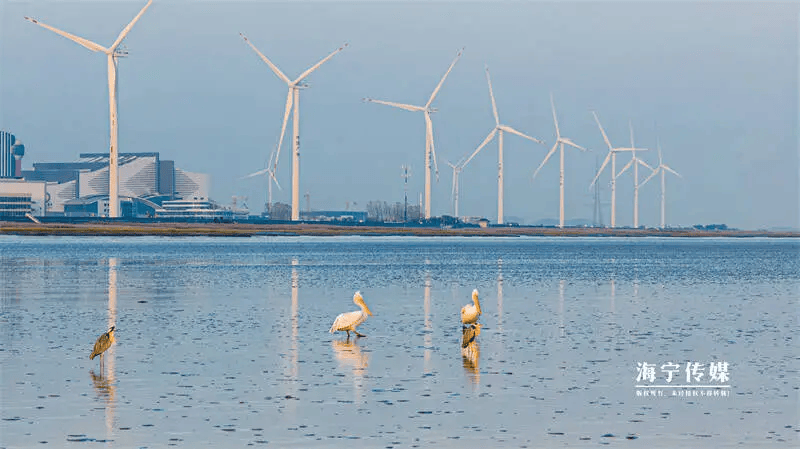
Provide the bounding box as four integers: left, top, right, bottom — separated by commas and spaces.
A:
1, 236, 797, 448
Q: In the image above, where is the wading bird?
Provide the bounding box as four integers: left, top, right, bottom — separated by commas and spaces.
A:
330, 291, 373, 338
461, 323, 482, 348
90, 326, 116, 369
461, 289, 482, 326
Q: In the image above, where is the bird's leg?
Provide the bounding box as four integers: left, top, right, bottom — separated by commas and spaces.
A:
354, 330, 366, 338
346, 330, 350, 339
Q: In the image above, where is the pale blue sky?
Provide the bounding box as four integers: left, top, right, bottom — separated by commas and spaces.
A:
1, 1, 797, 229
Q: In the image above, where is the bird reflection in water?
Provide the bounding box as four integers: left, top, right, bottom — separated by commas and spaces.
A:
461, 323, 481, 387
331, 338, 370, 403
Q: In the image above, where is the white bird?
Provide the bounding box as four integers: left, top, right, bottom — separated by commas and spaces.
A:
461, 289, 482, 326
330, 291, 373, 338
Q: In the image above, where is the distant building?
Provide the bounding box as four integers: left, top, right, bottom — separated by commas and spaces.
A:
155, 198, 248, 221
0, 179, 46, 217
14, 152, 209, 217
0, 131, 25, 178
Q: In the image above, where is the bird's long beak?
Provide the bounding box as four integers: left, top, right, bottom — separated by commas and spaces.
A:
365, 305, 373, 316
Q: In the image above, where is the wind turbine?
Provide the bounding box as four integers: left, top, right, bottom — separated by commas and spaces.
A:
589, 111, 645, 228
444, 158, 465, 218
460, 66, 544, 225
240, 34, 347, 221
640, 140, 681, 228
532, 94, 587, 228
25, 0, 153, 218
364, 48, 464, 220
241, 149, 281, 215
616, 121, 651, 228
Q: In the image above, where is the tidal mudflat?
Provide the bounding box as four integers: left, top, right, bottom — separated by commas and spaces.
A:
1, 236, 797, 447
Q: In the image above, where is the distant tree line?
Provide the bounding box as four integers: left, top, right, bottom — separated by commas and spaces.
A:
366, 201, 421, 222
693, 224, 729, 231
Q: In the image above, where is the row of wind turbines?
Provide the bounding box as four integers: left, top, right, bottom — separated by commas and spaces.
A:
23, 0, 681, 227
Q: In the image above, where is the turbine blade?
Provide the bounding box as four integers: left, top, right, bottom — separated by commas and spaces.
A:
663, 165, 681, 177
533, 143, 559, 180
363, 98, 424, 112
498, 125, 543, 144
637, 159, 654, 171
617, 158, 634, 178
658, 146, 663, 165
240, 33, 291, 85
293, 42, 348, 85
269, 170, 282, 190
629, 119, 635, 148
550, 93, 560, 138
241, 168, 269, 179
110, 0, 153, 51
273, 89, 294, 171
462, 129, 497, 168
561, 138, 586, 151
640, 167, 659, 187
592, 111, 613, 152
425, 112, 440, 181
426, 47, 464, 108
590, 152, 612, 188
485, 66, 500, 126
24, 16, 107, 53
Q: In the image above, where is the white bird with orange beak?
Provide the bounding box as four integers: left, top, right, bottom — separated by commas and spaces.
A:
330, 291, 373, 338
461, 289, 482, 327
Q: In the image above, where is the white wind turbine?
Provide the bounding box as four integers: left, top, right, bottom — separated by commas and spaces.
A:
25, 0, 153, 218
640, 139, 681, 229
532, 94, 587, 228
444, 157, 465, 218
364, 48, 464, 220
460, 66, 544, 225
241, 149, 281, 215
241, 34, 348, 221
616, 121, 651, 228
589, 111, 646, 228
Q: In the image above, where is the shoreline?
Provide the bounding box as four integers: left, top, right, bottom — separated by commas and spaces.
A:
1, 221, 797, 238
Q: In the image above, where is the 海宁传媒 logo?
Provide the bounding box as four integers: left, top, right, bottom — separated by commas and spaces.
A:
634, 361, 731, 398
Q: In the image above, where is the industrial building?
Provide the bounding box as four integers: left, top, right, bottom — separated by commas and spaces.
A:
0, 142, 214, 218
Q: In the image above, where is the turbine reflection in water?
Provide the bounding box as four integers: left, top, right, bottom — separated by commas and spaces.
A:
286, 258, 300, 415
331, 338, 370, 403
496, 258, 504, 332
102, 257, 118, 438
423, 263, 432, 374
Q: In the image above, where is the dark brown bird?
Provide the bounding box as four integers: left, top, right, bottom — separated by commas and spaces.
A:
90, 326, 116, 368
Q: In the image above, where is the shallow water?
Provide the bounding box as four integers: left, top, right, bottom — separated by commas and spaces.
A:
1, 236, 797, 447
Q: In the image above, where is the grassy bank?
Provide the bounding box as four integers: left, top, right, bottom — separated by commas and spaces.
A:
0, 221, 797, 238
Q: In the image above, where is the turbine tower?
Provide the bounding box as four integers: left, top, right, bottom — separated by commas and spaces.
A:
640, 140, 681, 228
364, 48, 464, 219
532, 94, 587, 228
25, 0, 153, 218
616, 121, 651, 228
460, 66, 543, 225
589, 111, 645, 228
241, 34, 347, 221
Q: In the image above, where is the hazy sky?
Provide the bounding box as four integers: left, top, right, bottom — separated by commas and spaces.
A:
1, 1, 797, 229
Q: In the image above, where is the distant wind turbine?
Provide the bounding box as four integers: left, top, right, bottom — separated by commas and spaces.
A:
364, 48, 464, 219
616, 121, 651, 228
532, 94, 587, 228
25, 0, 153, 218
241, 33, 347, 221
241, 149, 281, 215
460, 66, 544, 225
640, 140, 681, 229
589, 111, 645, 228
444, 158, 465, 217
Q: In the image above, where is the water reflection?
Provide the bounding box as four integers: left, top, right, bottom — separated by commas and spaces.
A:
423, 260, 432, 373
286, 258, 300, 415
496, 258, 504, 332
331, 338, 370, 403
461, 325, 481, 388
102, 257, 118, 439
558, 279, 566, 337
